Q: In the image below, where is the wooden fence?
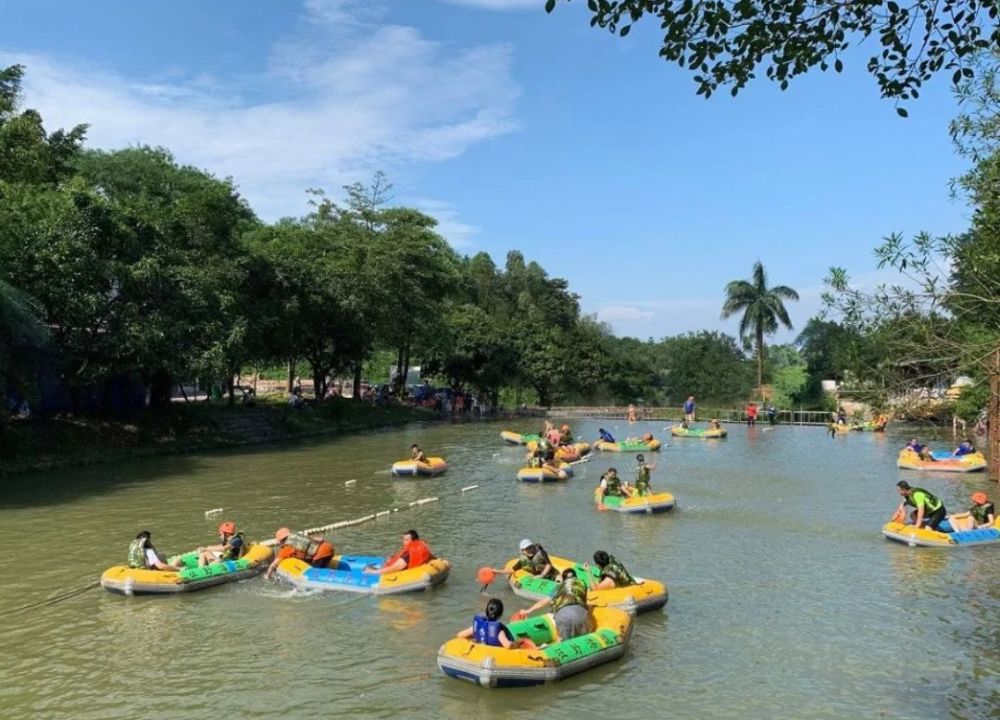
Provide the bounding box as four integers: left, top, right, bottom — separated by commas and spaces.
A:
544, 406, 835, 426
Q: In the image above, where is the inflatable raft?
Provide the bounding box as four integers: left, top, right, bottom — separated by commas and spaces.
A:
897, 450, 987, 473
594, 438, 662, 452
526, 441, 590, 463
438, 606, 633, 688
101, 543, 273, 595
670, 425, 727, 439
501, 431, 542, 445
853, 420, 887, 432
881, 520, 1000, 548
517, 464, 574, 483
830, 423, 852, 434
594, 487, 676, 514
505, 555, 668, 614
276, 555, 451, 594
391, 457, 448, 477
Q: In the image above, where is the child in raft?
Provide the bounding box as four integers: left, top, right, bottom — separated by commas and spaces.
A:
945, 492, 996, 531
457, 598, 525, 648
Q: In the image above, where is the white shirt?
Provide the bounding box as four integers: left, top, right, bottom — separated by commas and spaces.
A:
144, 548, 160, 568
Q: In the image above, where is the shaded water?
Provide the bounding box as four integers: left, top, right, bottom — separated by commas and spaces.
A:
1, 420, 997, 719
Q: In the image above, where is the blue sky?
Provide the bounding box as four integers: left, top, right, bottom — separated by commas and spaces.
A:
0, 0, 972, 342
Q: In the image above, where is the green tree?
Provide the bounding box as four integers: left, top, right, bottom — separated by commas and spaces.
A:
653, 331, 754, 404
0, 279, 48, 408
546, 0, 998, 105
721, 261, 799, 391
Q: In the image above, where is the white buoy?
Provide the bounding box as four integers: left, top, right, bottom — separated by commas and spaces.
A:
204, 508, 223, 517
345, 479, 357, 486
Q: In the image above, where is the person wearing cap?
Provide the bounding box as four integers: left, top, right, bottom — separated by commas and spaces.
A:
515, 567, 591, 640
633, 454, 656, 497
364, 529, 433, 574
196, 521, 246, 567
948, 492, 996, 531
485, 540, 556, 581
892, 481, 948, 531
265, 527, 335, 579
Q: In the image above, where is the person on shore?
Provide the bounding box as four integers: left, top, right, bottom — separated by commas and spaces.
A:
683, 396, 696, 425
127, 531, 180, 572
947, 492, 997, 531
892, 481, 948, 532
588, 550, 637, 589
953, 439, 977, 457
514, 568, 591, 641
410, 444, 428, 463
196, 521, 246, 567
266, 528, 335, 578
746, 403, 758, 426
484, 539, 557, 581
598, 427, 616, 444
456, 598, 519, 648
633, 454, 655, 497
905, 438, 936, 462
767, 404, 777, 425
836, 406, 847, 425
365, 529, 433, 575
598, 467, 630, 507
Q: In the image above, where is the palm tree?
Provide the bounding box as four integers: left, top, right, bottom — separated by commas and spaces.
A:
721, 261, 799, 391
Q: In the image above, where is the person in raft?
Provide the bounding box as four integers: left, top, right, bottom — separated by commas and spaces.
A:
265, 528, 335, 578
598, 467, 630, 507
127, 531, 180, 572
196, 521, 246, 567
683, 396, 696, 425
514, 567, 592, 641
953, 439, 977, 457
558, 424, 574, 446
364, 529, 433, 575
892, 481, 949, 532
597, 427, 616, 444
587, 550, 637, 589
484, 539, 557, 581
409, 444, 428, 463
905, 438, 937, 462
456, 598, 520, 648
633, 454, 655, 497
947, 492, 996, 531
542, 454, 569, 479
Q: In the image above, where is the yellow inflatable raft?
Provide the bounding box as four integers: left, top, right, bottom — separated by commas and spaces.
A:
391, 457, 448, 477
594, 438, 662, 452
882, 520, 1000, 548
100, 543, 273, 595
670, 425, 727, 439
276, 555, 451, 594
525, 441, 590, 463
505, 555, 668, 614
501, 430, 542, 445
897, 450, 987, 473
438, 606, 633, 688
517, 463, 573, 483
594, 487, 676, 514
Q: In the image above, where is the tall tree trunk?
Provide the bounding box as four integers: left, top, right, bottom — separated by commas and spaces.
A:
287, 358, 295, 393
226, 375, 236, 407
401, 343, 411, 397
149, 369, 173, 410
989, 348, 999, 484
312, 367, 327, 402
756, 326, 764, 392
353, 363, 362, 402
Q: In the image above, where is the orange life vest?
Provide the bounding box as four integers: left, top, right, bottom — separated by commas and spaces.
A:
387, 539, 433, 569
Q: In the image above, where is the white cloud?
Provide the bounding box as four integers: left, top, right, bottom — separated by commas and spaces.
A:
437, 0, 545, 9
1, 0, 520, 221
596, 305, 655, 322
407, 197, 480, 249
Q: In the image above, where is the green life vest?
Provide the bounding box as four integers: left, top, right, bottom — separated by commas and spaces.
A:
517, 549, 556, 580
905, 488, 942, 512
552, 578, 588, 613
221, 532, 247, 561
971, 502, 995, 525
600, 556, 637, 587
604, 474, 623, 496
127, 539, 146, 569
635, 465, 650, 494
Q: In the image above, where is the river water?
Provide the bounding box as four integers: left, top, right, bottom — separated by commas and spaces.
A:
0, 420, 997, 719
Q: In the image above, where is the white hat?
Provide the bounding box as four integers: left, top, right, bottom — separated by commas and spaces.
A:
519, 538, 533, 550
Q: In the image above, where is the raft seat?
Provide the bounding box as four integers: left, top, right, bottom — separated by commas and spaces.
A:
951, 528, 1000, 544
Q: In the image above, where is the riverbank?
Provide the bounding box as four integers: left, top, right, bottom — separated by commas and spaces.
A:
0, 398, 437, 477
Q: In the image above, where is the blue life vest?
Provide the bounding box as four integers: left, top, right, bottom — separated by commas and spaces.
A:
473, 615, 505, 647
599, 430, 616, 443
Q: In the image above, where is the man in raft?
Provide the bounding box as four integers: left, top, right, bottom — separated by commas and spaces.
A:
364, 529, 433, 575
514, 567, 591, 640
265, 527, 335, 578
597, 467, 630, 509
683, 396, 696, 425
892, 481, 949, 532
409, 444, 428, 463
588, 550, 637, 589
483, 539, 557, 581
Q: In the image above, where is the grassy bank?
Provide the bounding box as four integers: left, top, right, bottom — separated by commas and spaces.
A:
0, 397, 437, 477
